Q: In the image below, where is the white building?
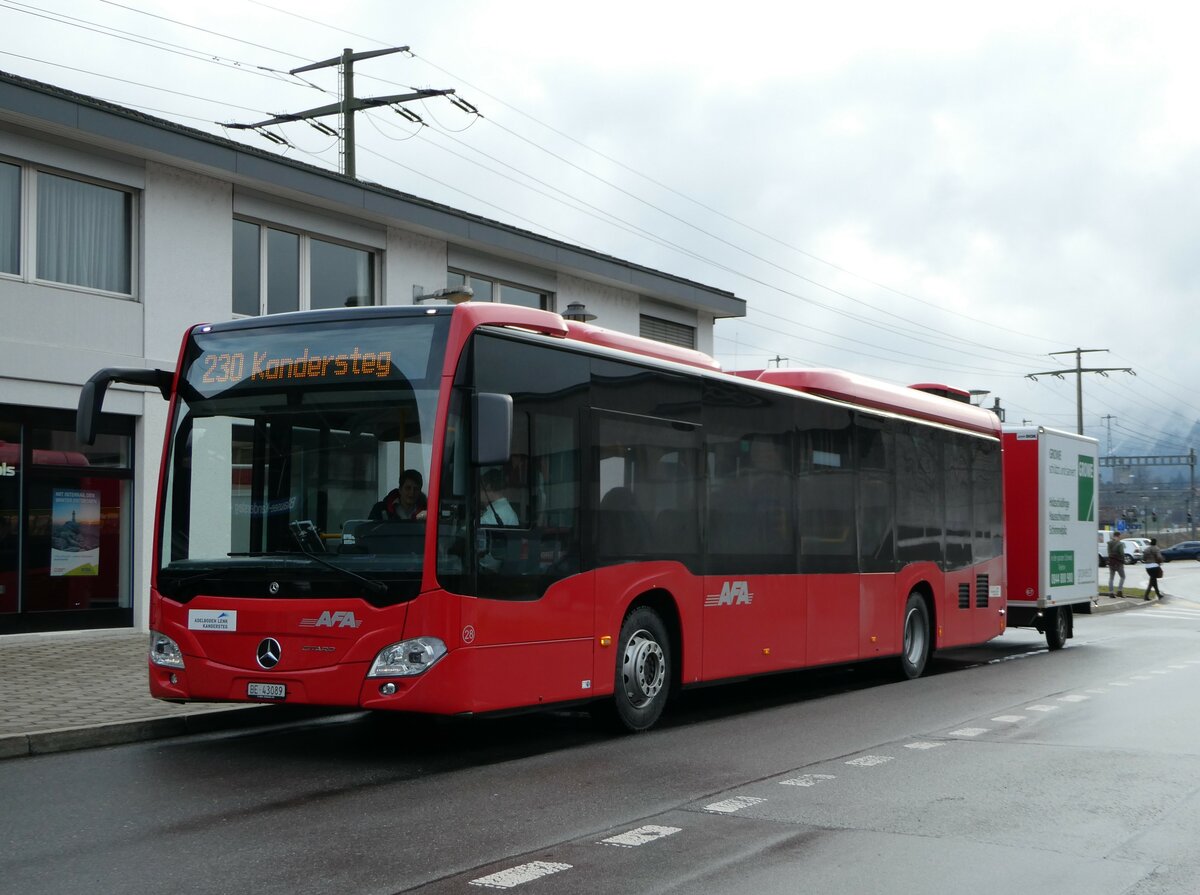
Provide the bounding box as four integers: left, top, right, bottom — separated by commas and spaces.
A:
0, 71, 744, 635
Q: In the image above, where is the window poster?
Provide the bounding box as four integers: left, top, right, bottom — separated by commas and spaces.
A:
50, 489, 101, 577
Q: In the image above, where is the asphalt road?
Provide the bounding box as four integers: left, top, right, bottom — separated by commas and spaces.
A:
3, 565, 1200, 895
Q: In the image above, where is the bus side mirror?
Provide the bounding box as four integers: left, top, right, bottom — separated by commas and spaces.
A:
77, 367, 173, 445
472, 392, 512, 466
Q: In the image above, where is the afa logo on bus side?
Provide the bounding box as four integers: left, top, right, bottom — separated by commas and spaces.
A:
705, 580, 754, 607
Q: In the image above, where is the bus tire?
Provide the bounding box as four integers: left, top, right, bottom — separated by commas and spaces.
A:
1047, 605, 1070, 651
898, 591, 931, 680
611, 606, 671, 732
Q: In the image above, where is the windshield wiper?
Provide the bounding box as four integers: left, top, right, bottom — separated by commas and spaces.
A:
284, 530, 389, 596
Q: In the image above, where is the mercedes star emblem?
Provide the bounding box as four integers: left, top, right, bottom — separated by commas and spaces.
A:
256, 638, 282, 669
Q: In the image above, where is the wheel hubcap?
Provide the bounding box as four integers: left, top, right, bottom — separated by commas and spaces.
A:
904, 607, 926, 664
622, 629, 665, 708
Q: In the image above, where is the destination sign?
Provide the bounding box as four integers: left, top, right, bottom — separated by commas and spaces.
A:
183, 318, 446, 399
199, 345, 394, 387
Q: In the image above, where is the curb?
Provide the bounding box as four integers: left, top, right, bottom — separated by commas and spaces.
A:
0, 704, 341, 761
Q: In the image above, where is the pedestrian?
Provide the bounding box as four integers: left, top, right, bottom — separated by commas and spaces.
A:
1107, 531, 1126, 598
1142, 537, 1165, 601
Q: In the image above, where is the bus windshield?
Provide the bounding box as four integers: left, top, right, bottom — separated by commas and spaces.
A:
158, 313, 450, 605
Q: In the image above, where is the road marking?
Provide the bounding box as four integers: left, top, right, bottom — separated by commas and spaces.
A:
1109, 681, 1132, 687
1026, 704, 1059, 712
1151, 670, 1170, 675
949, 727, 988, 737
470, 862, 572, 889
1169, 665, 1188, 669
705, 796, 766, 814
992, 715, 1026, 723
846, 755, 893, 767
600, 826, 681, 848
1116, 610, 1200, 620
1085, 689, 1108, 694
1058, 695, 1088, 702
905, 741, 945, 750
781, 774, 838, 786
987, 648, 1048, 664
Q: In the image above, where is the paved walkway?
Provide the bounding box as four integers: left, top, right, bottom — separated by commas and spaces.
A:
0, 629, 319, 759
0, 594, 1159, 760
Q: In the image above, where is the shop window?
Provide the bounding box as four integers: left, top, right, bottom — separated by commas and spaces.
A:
0, 408, 134, 631
0, 422, 19, 614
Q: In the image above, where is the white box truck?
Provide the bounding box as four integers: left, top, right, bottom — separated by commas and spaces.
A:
1002, 426, 1099, 649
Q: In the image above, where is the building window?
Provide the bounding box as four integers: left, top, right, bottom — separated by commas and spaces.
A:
233, 218, 377, 316
639, 314, 696, 349
36, 173, 133, 294
447, 269, 552, 310
0, 161, 18, 275
0, 160, 135, 295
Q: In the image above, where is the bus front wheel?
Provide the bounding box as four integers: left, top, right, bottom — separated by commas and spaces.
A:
898, 592, 931, 680
612, 606, 671, 732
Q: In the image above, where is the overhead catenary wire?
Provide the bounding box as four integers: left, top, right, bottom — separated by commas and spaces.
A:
2, 1, 1192, 439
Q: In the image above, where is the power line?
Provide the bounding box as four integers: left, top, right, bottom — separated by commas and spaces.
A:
1026, 348, 1135, 435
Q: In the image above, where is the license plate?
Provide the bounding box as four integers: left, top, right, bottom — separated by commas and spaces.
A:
247, 682, 286, 700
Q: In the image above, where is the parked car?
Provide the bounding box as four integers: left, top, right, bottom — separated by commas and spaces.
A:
1161, 540, 1200, 562
1098, 530, 1143, 566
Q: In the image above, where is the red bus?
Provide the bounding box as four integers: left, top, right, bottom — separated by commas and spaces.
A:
78, 302, 1006, 730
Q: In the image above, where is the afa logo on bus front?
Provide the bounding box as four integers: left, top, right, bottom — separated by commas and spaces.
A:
187, 609, 237, 631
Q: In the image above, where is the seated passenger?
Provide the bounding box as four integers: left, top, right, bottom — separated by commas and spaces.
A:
370, 468, 427, 521
479, 468, 518, 526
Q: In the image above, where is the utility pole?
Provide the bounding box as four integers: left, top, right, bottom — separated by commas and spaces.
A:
224, 47, 463, 179
1101, 414, 1116, 455
1026, 348, 1134, 436
768, 355, 788, 368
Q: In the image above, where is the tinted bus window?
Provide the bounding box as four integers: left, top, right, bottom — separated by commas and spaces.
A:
857, 414, 896, 573
944, 433, 973, 570
896, 422, 944, 566
704, 381, 794, 574
464, 333, 588, 600
796, 402, 857, 574
595, 411, 702, 570
973, 438, 1002, 561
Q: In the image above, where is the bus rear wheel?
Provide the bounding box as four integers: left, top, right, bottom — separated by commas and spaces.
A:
898, 592, 931, 679
612, 606, 671, 732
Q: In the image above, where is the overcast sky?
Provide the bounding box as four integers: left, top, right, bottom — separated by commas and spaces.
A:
4, 0, 1197, 454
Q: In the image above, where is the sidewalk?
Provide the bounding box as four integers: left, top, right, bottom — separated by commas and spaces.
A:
0, 629, 332, 760
0, 594, 1166, 760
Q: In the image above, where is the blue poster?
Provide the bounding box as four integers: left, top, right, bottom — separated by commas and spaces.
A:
50, 489, 101, 577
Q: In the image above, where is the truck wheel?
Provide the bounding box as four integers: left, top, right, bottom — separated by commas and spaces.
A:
611, 606, 671, 732
898, 592, 931, 679
1047, 606, 1071, 650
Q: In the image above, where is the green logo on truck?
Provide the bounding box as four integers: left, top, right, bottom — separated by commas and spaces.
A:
1078, 455, 1095, 522
1049, 550, 1075, 587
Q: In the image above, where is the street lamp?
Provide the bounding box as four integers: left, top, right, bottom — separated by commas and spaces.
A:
413, 285, 474, 304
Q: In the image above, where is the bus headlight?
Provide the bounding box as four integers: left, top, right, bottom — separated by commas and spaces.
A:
367, 637, 447, 678
149, 631, 185, 669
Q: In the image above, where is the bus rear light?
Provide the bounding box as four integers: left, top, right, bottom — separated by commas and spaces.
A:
149, 631, 185, 669
367, 637, 447, 678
